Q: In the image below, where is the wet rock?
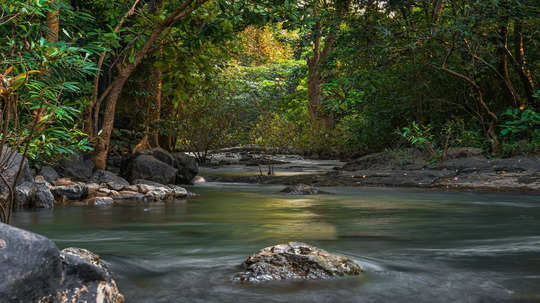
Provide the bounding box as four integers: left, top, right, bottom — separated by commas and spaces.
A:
342, 149, 426, 171
233, 242, 362, 283
39, 166, 60, 183
281, 183, 328, 195
84, 196, 114, 206
144, 186, 173, 202
0, 146, 34, 197
0, 223, 63, 302
50, 183, 88, 201
111, 190, 146, 203
57, 153, 94, 181
39, 248, 124, 302
168, 184, 189, 199
14, 177, 54, 209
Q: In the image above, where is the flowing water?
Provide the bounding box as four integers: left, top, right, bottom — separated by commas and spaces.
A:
12, 182, 540, 303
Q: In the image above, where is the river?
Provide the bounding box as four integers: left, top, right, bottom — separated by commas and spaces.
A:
13, 182, 540, 302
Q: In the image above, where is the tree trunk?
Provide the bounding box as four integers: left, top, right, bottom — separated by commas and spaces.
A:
513, 22, 536, 105
46, 0, 59, 43
497, 22, 519, 107
151, 65, 162, 148
92, 75, 129, 170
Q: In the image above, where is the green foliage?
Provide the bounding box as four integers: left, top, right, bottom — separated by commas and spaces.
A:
499, 107, 540, 156
0, 0, 96, 164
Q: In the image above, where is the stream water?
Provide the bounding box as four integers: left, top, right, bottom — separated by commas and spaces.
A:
12, 182, 540, 303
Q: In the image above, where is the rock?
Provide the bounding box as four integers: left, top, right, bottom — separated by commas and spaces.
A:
125, 155, 177, 185
445, 147, 484, 160
342, 149, 426, 171
39, 166, 60, 183
50, 183, 88, 201
111, 190, 146, 203
57, 153, 94, 181
14, 182, 33, 208
173, 152, 199, 184
14, 178, 54, 209
193, 176, 206, 184
90, 170, 130, 190
144, 186, 173, 201
133, 179, 167, 187
150, 147, 176, 167
281, 183, 328, 195
168, 184, 189, 199
31, 177, 55, 208
84, 196, 114, 206
233, 242, 362, 283
40, 247, 124, 302
0, 146, 34, 197
0, 223, 124, 302
0, 223, 63, 302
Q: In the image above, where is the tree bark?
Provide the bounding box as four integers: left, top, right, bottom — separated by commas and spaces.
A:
497, 22, 519, 107
46, 0, 59, 43
513, 21, 536, 105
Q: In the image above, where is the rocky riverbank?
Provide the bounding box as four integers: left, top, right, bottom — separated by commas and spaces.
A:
201, 148, 540, 192
1, 147, 199, 210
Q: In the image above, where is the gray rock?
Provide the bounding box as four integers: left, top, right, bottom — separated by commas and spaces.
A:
0, 223, 63, 302
445, 147, 484, 160
57, 153, 94, 181
173, 152, 199, 184
0, 146, 34, 197
14, 178, 54, 209
233, 242, 362, 283
90, 170, 129, 188
168, 184, 189, 199
39, 166, 59, 183
133, 179, 167, 187
50, 183, 88, 201
14, 182, 33, 208
127, 155, 178, 185
84, 196, 114, 206
31, 178, 55, 208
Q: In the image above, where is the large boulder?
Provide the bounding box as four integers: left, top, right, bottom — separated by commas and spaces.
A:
57, 153, 94, 181
0, 223, 63, 301
0, 146, 34, 197
0, 223, 124, 303
40, 248, 124, 303
233, 242, 362, 283
173, 152, 199, 184
124, 154, 177, 185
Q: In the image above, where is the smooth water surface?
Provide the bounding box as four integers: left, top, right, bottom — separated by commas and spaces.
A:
13, 183, 540, 303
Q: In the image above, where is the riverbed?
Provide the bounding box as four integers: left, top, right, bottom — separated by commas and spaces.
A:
13, 182, 540, 302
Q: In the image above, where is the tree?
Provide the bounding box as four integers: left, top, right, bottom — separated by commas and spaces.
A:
91, 0, 208, 169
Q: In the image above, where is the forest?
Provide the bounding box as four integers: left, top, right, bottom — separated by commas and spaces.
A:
0, 1, 540, 302
1, 0, 538, 167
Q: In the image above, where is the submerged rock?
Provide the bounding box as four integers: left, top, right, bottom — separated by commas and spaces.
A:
281, 183, 328, 195
233, 242, 362, 283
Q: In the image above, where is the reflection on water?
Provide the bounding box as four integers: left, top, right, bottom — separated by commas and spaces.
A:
12, 183, 540, 303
